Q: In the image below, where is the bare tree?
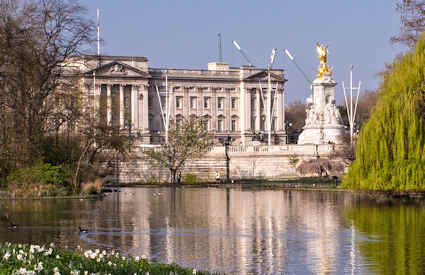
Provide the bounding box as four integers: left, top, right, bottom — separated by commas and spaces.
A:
0, 0, 94, 167
142, 118, 214, 183
391, 0, 425, 48
285, 101, 306, 143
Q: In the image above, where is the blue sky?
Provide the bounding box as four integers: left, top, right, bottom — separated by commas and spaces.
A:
83, 1, 404, 103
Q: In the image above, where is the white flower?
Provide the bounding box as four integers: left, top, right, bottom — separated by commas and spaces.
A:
53, 266, 61, 275
3, 251, 10, 260
193, 268, 197, 274
108, 261, 112, 266
35, 262, 44, 271
17, 253, 23, 260
44, 248, 53, 256
141, 254, 147, 260
56, 255, 60, 259
135, 256, 140, 261
50, 243, 55, 248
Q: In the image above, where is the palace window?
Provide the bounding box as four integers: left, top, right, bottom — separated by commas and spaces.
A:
190, 96, 197, 109
231, 97, 237, 109
217, 97, 224, 110
231, 119, 237, 132
272, 117, 276, 131
176, 96, 183, 109
204, 97, 210, 109
217, 119, 223, 132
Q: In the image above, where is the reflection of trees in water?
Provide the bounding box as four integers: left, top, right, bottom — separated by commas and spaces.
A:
345, 204, 425, 275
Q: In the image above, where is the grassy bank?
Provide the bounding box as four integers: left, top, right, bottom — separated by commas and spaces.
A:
0, 242, 216, 275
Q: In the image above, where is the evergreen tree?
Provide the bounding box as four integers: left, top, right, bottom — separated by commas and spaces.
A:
342, 36, 425, 190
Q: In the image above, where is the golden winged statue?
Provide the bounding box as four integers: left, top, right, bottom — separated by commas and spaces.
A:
316, 42, 332, 79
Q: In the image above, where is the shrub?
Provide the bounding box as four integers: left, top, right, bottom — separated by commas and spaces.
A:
183, 173, 200, 184
7, 163, 71, 198
81, 178, 104, 195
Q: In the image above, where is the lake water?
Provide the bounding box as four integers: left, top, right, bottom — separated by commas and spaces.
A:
1, 186, 425, 274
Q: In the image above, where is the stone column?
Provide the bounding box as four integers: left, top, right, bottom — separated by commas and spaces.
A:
84, 84, 91, 114
255, 88, 260, 131
239, 82, 246, 145
245, 88, 251, 133
134, 85, 140, 130
184, 86, 189, 118
131, 85, 136, 131
141, 85, 149, 132
106, 84, 112, 125
226, 88, 231, 131
211, 87, 216, 132
119, 84, 124, 128
94, 84, 100, 120
197, 87, 202, 118
267, 88, 272, 137
277, 88, 284, 131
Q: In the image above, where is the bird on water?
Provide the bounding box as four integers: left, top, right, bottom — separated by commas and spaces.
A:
78, 226, 88, 233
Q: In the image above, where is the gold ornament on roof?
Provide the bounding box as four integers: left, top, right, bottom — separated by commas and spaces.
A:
316, 42, 332, 78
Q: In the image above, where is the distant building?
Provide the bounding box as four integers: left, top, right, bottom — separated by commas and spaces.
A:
63, 55, 287, 145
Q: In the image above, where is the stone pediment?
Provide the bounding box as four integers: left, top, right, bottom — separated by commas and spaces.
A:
84, 61, 150, 78
243, 70, 284, 82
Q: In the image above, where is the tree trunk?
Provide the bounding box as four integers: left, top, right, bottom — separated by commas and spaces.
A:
170, 168, 177, 184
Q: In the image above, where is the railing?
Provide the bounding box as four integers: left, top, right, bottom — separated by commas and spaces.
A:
210, 144, 338, 156
137, 143, 339, 156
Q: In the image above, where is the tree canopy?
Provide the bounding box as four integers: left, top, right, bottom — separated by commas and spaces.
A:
142, 118, 214, 183
342, 35, 425, 190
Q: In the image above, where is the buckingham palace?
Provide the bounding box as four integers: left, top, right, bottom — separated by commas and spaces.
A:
63, 55, 288, 145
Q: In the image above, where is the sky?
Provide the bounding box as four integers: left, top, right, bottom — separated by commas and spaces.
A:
83, 0, 404, 104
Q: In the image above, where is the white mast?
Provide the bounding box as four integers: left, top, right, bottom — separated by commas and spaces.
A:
342, 65, 361, 145
97, 8, 100, 58
165, 72, 169, 143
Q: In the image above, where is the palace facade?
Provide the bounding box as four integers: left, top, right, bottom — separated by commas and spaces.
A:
63, 55, 287, 145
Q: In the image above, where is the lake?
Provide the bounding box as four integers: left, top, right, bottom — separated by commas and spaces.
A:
1, 186, 425, 274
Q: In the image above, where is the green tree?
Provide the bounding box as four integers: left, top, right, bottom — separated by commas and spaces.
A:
142, 118, 214, 184
342, 36, 425, 190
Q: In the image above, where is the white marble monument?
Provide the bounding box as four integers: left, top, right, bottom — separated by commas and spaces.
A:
298, 43, 345, 145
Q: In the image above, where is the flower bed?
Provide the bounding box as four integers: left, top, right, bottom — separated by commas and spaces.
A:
0, 242, 215, 275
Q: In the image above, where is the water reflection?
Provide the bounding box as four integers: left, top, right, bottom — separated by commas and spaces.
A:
1, 187, 425, 274
344, 202, 425, 275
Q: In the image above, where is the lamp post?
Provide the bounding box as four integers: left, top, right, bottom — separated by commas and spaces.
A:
285, 122, 292, 144
224, 135, 232, 183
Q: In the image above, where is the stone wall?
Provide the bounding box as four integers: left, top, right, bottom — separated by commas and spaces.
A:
112, 144, 341, 183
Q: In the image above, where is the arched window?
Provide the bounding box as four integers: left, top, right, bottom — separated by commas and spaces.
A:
231, 115, 239, 132
217, 115, 225, 132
